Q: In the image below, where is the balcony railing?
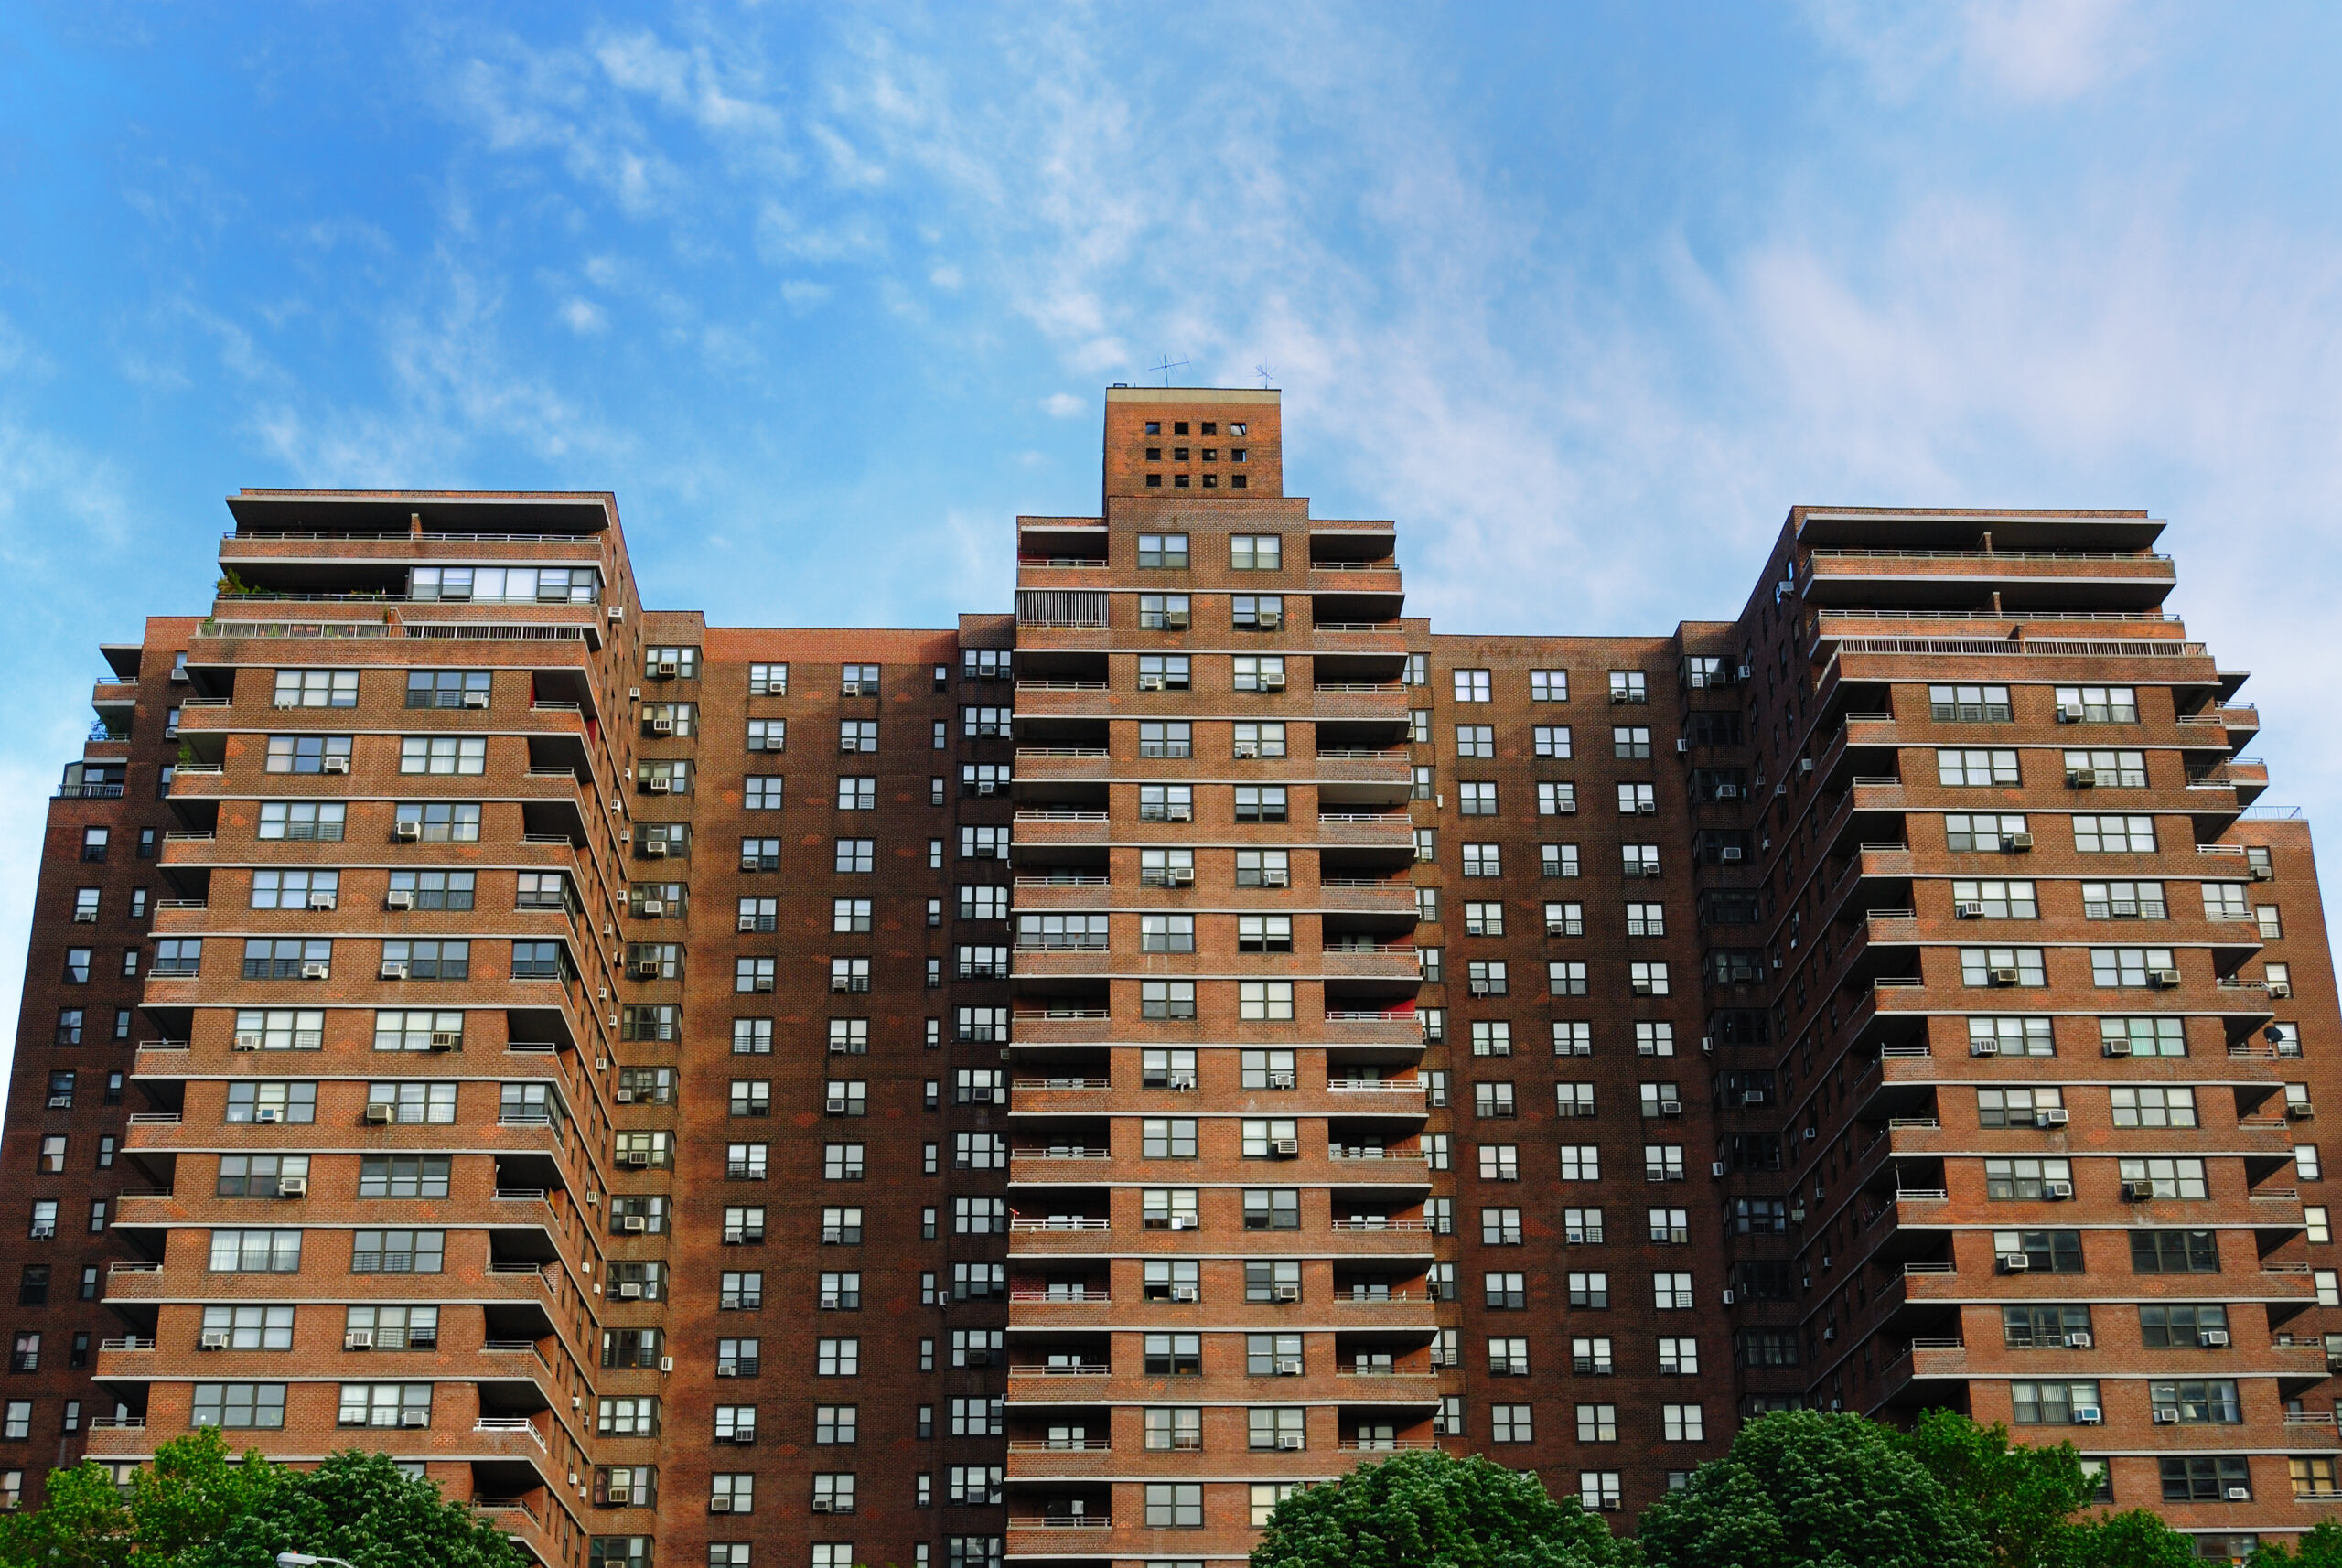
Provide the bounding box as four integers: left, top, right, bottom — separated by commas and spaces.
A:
473, 1417, 548, 1449
1008, 1289, 1109, 1304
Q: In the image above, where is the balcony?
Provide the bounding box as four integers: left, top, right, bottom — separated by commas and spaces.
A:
1319, 943, 1421, 983
1014, 681, 1109, 719
1319, 878, 1418, 918
1014, 811, 1111, 848
1323, 1010, 1423, 1047
1316, 811, 1412, 848
1804, 547, 2175, 611
1311, 683, 1407, 720
1015, 747, 1112, 784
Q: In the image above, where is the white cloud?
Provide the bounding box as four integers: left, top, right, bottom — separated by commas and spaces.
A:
1805, 0, 2157, 104
561, 296, 610, 334
1040, 392, 1083, 417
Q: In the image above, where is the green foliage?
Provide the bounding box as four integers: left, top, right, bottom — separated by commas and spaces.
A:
1249, 1450, 1627, 1568
2251, 1520, 2342, 1568
214, 569, 253, 597
1901, 1410, 2095, 1568
1638, 1409, 1992, 1568
0, 1435, 519, 1568
2051, 1509, 2197, 1568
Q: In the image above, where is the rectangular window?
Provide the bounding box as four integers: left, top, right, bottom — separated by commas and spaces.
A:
2075, 815, 2157, 854
1931, 683, 2013, 722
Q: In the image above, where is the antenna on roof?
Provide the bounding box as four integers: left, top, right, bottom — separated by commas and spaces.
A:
1149, 355, 1189, 387
1255, 365, 1275, 389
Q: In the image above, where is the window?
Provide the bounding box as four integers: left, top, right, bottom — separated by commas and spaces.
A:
190, 1383, 286, 1430
2110, 1086, 2197, 1128
351, 1230, 444, 1273
1458, 781, 1499, 815
1139, 721, 1192, 759
359, 1155, 452, 1199
397, 736, 487, 775
1141, 983, 1197, 1020
2139, 1303, 2229, 1349
150, 940, 199, 977
2011, 1381, 2100, 1424
80, 827, 108, 862
208, 1230, 303, 1273
1945, 812, 2028, 852
1137, 533, 1188, 569
1937, 748, 2021, 786
1950, 879, 2036, 919
1984, 1158, 2073, 1200
1607, 671, 1647, 704
1976, 1087, 2064, 1128
1961, 947, 2047, 986
2075, 815, 2156, 854
1612, 725, 1651, 759
1654, 1272, 1694, 1309
2161, 1455, 2252, 1503
1237, 916, 1292, 952
2002, 1305, 2094, 1349
2149, 1380, 2242, 1424
338, 1382, 432, 1428
1230, 533, 1281, 570
1239, 982, 1295, 1021
1662, 1404, 1705, 1442
1931, 683, 2012, 722
274, 669, 360, 708
2090, 947, 2177, 988
2132, 1230, 2221, 1273
1231, 654, 1285, 693
2055, 685, 2139, 723
1484, 1208, 1524, 1246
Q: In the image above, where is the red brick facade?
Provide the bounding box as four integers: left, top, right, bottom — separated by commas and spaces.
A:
0, 405, 2327, 1566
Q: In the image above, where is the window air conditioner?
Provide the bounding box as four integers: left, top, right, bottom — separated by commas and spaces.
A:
618, 1282, 643, 1298
622, 1150, 651, 1167
342, 1330, 372, 1349
1168, 867, 1195, 886
1742, 1090, 1767, 1106
656, 660, 678, 678
1799, 758, 1814, 775
606, 1488, 634, 1507
634, 959, 661, 978
2226, 1487, 2251, 1501
428, 1031, 460, 1051
254, 1106, 282, 1123
306, 890, 337, 910
1272, 1138, 1300, 1156
2004, 832, 2035, 852
2151, 969, 2183, 987
2122, 1181, 2154, 1202
709, 1497, 733, 1513
2064, 1332, 2092, 1349
1988, 968, 2021, 986
363, 1104, 394, 1124
2152, 1407, 2179, 1424
1276, 1434, 1305, 1450
1720, 846, 1744, 862
233, 1033, 263, 1051
379, 961, 409, 981
2057, 703, 2086, 722
1955, 901, 1985, 918
1233, 743, 1259, 758
1168, 1215, 1194, 1230
1261, 672, 1286, 690
1169, 1285, 1199, 1302
1714, 783, 1741, 800
645, 776, 671, 794
383, 889, 414, 910
70, 908, 96, 923
976, 780, 996, 795
462, 689, 491, 708
322, 756, 350, 774
1166, 804, 1192, 822
1137, 676, 1166, 692
826, 1095, 849, 1114
2074, 1406, 2101, 1424
2271, 980, 2294, 998
397, 1408, 430, 1428
2043, 1180, 2074, 1199
277, 1176, 307, 1197
1274, 1358, 1304, 1376
1997, 1253, 2029, 1273
2038, 1108, 2070, 1127
621, 1216, 647, 1233
1164, 610, 1191, 629
300, 961, 329, 980
2067, 768, 2096, 788
2202, 1329, 2231, 1348
2102, 1037, 2133, 1058
199, 1330, 231, 1350
641, 839, 669, 857
392, 820, 419, 841
1257, 610, 1282, 629
1272, 1284, 1301, 1303
810, 1498, 832, 1513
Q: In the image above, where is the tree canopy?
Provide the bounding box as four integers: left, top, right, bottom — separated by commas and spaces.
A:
0, 1434, 522, 1568
1249, 1450, 1628, 1568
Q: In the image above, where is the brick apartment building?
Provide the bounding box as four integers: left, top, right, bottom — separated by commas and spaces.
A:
0, 385, 2328, 1565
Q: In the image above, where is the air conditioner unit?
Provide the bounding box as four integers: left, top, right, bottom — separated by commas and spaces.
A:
459, 688, 491, 709
1660, 1101, 1683, 1117
306, 890, 338, 910
1799, 758, 1814, 775
1137, 676, 1166, 692
1272, 1138, 1300, 1157
2122, 1181, 2155, 1202
2064, 1332, 2092, 1349
976, 780, 996, 795
1274, 1358, 1304, 1375
253, 1106, 282, 1124
1168, 1215, 1194, 1230
656, 660, 679, 678
1742, 1090, 1767, 1106
1169, 1285, 1199, 1303
1989, 968, 2021, 986
2224, 1486, 2251, 1502
810, 1498, 833, 1513
1715, 784, 1741, 800
621, 1150, 651, 1167
2005, 832, 2035, 852
322, 756, 350, 774
605, 1488, 634, 1507
342, 1329, 372, 1349
1954, 901, 1985, 918
277, 1176, 307, 1197
2074, 1406, 2101, 1424
1257, 611, 1282, 629
2066, 768, 2096, 788
826, 1096, 849, 1114
1232, 743, 1259, 758
1276, 1434, 1305, 1450
1720, 846, 1744, 862
428, 1031, 460, 1051
1272, 1284, 1301, 1303
645, 776, 671, 794
2202, 1329, 2231, 1348
1168, 867, 1195, 886
1712, 1161, 1727, 1177
70, 908, 96, 923
2043, 1180, 2074, 1199
2057, 703, 2086, 722
1801, 1126, 1817, 1141
2039, 1108, 2070, 1127
392, 820, 419, 841
394, 1408, 430, 1428
2152, 1407, 2179, 1424
709, 1498, 733, 1513
1997, 1253, 2029, 1273
620, 1216, 648, 1233
2294, 1101, 2317, 1120
1641, 864, 1663, 878
1260, 672, 1286, 690
609, 606, 625, 621
1166, 805, 1193, 822
379, 961, 409, 981
233, 1032, 263, 1051
2270, 980, 2294, 998
1262, 868, 1290, 886
1164, 610, 1191, 629
299, 961, 328, 980
1971, 1039, 2002, 1058
199, 1330, 231, 1350
641, 840, 669, 857
2151, 969, 2183, 987
633, 959, 661, 978
617, 1282, 643, 1298
383, 889, 414, 911
2102, 1037, 2133, 1058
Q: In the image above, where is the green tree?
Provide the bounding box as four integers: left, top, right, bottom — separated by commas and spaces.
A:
2251, 1520, 2342, 1567
1900, 1409, 2094, 1568
2051, 1509, 2197, 1568
187, 1452, 522, 1568
0, 1428, 284, 1568
1638, 1409, 1992, 1568
1249, 1450, 1626, 1568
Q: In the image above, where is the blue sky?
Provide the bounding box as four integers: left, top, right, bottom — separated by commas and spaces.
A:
0, 0, 2339, 1058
